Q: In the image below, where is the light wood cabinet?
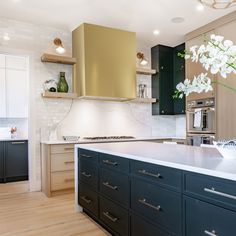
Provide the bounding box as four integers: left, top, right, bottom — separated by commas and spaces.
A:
41, 143, 75, 197
185, 31, 216, 101
215, 19, 236, 139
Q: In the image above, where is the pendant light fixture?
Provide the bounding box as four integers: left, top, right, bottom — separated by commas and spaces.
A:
54, 38, 66, 54
199, 0, 236, 9
137, 52, 148, 66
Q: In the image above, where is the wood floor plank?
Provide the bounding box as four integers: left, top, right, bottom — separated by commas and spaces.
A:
0, 183, 110, 236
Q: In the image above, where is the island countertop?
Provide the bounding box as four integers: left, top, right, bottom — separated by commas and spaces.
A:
75, 141, 236, 181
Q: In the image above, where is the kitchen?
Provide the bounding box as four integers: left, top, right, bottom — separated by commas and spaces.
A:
0, 1, 236, 235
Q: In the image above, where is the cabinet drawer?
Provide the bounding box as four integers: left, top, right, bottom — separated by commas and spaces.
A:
184, 173, 236, 211
79, 160, 98, 190
79, 183, 98, 217
99, 196, 129, 236
100, 153, 129, 173
131, 214, 170, 236
51, 171, 74, 191
185, 196, 236, 236
79, 149, 98, 163
131, 177, 182, 235
131, 160, 182, 191
51, 144, 74, 154
51, 153, 74, 172
100, 168, 129, 207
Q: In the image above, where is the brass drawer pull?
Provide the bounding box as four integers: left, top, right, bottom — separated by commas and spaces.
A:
138, 198, 161, 211
81, 154, 92, 158
204, 230, 218, 236
138, 169, 161, 179
64, 147, 74, 151
11, 141, 25, 144
204, 187, 236, 200
102, 182, 118, 191
102, 159, 118, 166
64, 178, 74, 182
81, 172, 92, 178
81, 196, 92, 204
102, 211, 118, 223
64, 161, 74, 164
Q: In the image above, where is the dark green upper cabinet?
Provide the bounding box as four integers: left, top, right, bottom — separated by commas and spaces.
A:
151, 43, 186, 115
173, 43, 186, 115
152, 45, 174, 115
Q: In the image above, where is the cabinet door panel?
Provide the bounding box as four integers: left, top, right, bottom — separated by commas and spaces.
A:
5, 55, 27, 70
185, 196, 236, 236
0, 68, 6, 118
0, 54, 5, 68
0, 142, 4, 182
5, 141, 28, 181
6, 69, 28, 118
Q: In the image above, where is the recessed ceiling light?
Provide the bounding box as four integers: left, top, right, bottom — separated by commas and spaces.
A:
171, 17, 185, 24
153, 30, 160, 36
197, 4, 204, 11
11, 0, 22, 2
3, 33, 10, 41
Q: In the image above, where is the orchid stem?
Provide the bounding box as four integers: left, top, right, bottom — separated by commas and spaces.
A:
212, 81, 236, 93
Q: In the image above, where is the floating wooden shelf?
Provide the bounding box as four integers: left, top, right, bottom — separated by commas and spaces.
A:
41, 53, 77, 65
130, 98, 157, 103
136, 67, 156, 75
41, 91, 77, 99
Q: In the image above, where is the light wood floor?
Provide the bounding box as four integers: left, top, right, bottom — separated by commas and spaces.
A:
0, 182, 110, 236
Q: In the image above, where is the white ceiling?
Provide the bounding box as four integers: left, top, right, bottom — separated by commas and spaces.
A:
0, 0, 235, 48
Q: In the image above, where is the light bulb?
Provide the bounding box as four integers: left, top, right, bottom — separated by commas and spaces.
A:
56, 46, 66, 54
140, 59, 148, 66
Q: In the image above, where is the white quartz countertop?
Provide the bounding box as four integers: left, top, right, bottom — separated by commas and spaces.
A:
75, 141, 236, 181
41, 136, 186, 145
0, 137, 28, 141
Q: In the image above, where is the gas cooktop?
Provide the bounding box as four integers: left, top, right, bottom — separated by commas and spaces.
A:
83, 136, 135, 140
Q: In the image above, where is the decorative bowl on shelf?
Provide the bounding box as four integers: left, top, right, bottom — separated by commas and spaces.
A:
213, 140, 236, 158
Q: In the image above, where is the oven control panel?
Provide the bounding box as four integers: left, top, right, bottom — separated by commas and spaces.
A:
187, 98, 215, 109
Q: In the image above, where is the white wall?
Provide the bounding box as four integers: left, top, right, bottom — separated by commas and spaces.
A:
0, 18, 185, 191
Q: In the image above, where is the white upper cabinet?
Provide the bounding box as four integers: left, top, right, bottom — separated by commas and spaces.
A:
0, 68, 6, 117
0, 54, 28, 118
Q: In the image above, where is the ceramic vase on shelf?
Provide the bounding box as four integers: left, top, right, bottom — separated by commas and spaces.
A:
57, 72, 69, 93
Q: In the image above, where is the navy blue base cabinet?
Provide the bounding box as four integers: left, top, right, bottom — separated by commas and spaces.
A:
0, 140, 28, 183
78, 148, 236, 236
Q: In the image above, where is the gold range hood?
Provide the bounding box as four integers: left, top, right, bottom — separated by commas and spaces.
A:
72, 23, 137, 101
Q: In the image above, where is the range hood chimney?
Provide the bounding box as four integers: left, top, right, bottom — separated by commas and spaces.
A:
72, 23, 136, 101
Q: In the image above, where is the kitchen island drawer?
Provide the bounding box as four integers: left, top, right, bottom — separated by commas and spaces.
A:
131, 177, 182, 235
79, 183, 98, 217
79, 149, 98, 163
51, 153, 74, 172
51, 170, 74, 191
79, 160, 98, 190
51, 144, 74, 154
131, 160, 182, 191
100, 168, 129, 207
100, 153, 129, 173
185, 196, 236, 236
184, 172, 236, 211
99, 196, 129, 236
131, 214, 170, 236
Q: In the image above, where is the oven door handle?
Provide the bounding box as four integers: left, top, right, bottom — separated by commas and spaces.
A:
187, 107, 215, 113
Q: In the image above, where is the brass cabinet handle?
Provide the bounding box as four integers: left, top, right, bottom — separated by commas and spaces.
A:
138, 198, 161, 211
204, 230, 218, 236
102, 182, 118, 191
138, 169, 161, 179
64, 161, 74, 164
102, 159, 118, 166
102, 211, 118, 223
81, 172, 91, 178
81, 154, 92, 158
64, 178, 74, 182
81, 196, 92, 204
11, 141, 25, 144
204, 187, 236, 200
64, 147, 74, 151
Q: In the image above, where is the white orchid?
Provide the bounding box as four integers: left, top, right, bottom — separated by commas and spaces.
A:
175, 34, 236, 98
